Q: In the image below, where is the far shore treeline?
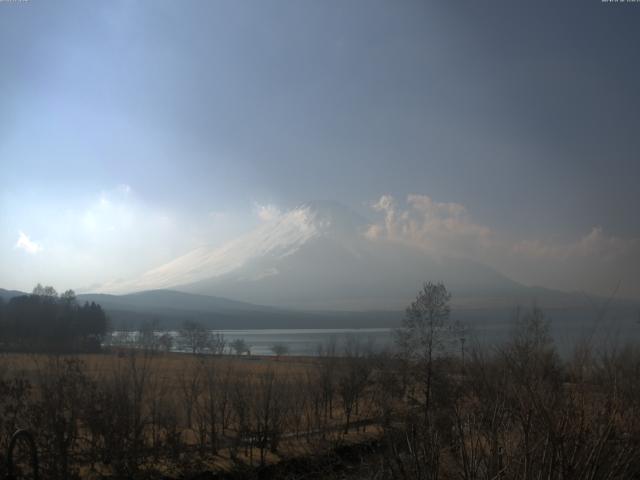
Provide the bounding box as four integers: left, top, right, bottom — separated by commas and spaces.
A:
0, 284, 108, 352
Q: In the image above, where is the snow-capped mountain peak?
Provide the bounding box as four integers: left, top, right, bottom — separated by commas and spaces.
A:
98, 201, 526, 310
100, 202, 367, 294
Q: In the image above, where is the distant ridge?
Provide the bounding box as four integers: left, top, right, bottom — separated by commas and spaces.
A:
77, 289, 279, 314
0, 288, 27, 300
75, 289, 401, 330
2, 286, 638, 338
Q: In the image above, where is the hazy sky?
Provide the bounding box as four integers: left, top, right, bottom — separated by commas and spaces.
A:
1, 1, 639, 297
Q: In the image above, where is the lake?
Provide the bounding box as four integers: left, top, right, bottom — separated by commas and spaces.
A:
109, 328, 397, 356
109, 310, 640, 357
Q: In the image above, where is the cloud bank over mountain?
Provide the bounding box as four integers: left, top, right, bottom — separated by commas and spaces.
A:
365, 194, 493, 259
96, 196, 640, 308
5, 181, 638, 304
365, 194, 640, 300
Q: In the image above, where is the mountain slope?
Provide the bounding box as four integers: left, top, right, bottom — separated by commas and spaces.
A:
99, 201, 345, 294
0, 286, 401, 329
0, 288, 27, 301
77, 289, 278, 314
77, 289, 401, 330
100, 201, 535, 310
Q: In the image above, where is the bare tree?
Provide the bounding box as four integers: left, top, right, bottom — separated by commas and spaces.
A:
179, 320, 210, 355
250, 370, 290, 465
316, 338, 338, 430
396, 281, 455, 427
178, 358, 203, 436
193, 358, 233, 455
157, 332, 173, 353
271, 343, 289, 360
30, 356, 91, 479
338, 336, 373, 434
230, 338, 249, 356
90, 351, 155, 476
138, 319, 160, 353
209, 332, 227, 355
0, 370, 32, 479
392, 281, 457, 480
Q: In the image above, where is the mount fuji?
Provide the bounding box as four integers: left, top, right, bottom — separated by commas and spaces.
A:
100, 201, 542, 310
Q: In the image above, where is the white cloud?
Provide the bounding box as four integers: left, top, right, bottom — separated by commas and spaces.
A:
366, 194, 640, 298
7, 186, 198, 289
15, 231, 42, 254
254, 203, 282, 222
366, 194, 492, 258
1, 184, 255, 292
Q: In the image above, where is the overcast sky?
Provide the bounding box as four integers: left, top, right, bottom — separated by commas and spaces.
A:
1, 0, 639, 298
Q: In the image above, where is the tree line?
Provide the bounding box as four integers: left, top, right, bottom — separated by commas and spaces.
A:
112, 319, 290, 357
0, 284, 109, 352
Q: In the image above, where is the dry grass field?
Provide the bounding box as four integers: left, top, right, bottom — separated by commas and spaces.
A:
0, 349, 385, 478
1, 350, 319, 382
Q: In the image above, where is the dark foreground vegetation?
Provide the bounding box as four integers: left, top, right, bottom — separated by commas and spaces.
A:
0, 285, 108, 353
0, 282, 638, 479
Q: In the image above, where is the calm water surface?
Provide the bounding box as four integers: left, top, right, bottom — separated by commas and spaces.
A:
110, 328, 396, 356
110, 315, 640, 357
216, 328, 395, 356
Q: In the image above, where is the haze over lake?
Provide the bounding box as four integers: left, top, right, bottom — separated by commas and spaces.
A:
108, 315, 640, 358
